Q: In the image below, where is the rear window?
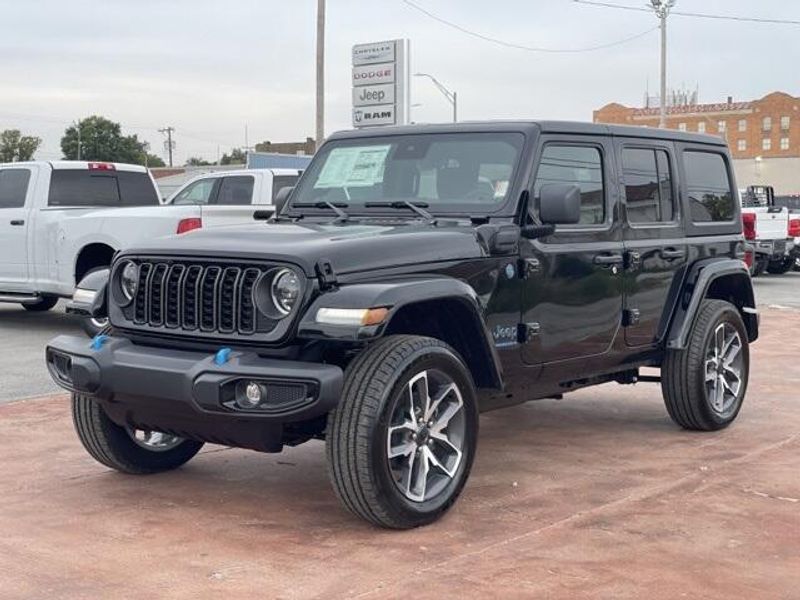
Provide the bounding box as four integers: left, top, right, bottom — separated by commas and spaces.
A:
272, 175, 300, 201
48, 170, 158, 207
216, 176, 254, 206
0, 169, 31, 209
684, 151, 735, 222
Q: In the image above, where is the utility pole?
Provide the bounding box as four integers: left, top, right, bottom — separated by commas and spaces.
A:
650, 0, 676, 129
73, 120, 82, 160
315, 0, 325, 151
159, 126, 175, 167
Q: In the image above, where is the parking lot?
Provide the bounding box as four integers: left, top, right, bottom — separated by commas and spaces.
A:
0, 273, 798, 599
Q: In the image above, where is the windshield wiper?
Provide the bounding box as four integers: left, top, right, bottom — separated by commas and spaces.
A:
291, 201, 350, 223
364, 201, 436, 224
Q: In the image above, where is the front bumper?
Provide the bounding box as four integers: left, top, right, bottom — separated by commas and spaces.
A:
45, 335, 343, 451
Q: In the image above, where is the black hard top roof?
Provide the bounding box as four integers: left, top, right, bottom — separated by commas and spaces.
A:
328, 120, 727, 147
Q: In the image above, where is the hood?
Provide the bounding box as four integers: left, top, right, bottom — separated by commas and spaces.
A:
121, 220, 490, 276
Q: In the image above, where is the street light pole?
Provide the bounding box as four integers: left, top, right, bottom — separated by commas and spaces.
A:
315, 0, 325, 150
413, 73, 457, 123
651, 0, 676, 129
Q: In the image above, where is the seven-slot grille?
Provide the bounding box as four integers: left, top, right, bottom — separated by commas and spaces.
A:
129, 261, 264, 335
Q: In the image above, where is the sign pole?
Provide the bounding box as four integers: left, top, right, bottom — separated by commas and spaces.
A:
316, 0, 325, 149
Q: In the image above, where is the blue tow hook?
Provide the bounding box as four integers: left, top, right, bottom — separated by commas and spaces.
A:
90, 334, 110, 351
214, 347, 232, 366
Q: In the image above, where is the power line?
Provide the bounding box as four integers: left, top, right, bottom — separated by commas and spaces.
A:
573, 0, 800, 25
399, 0, 658, 53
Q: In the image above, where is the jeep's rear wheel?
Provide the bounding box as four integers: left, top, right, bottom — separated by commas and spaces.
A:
326, 335, 479, 529
72, 393, 204, 474
661, 300, 749, 431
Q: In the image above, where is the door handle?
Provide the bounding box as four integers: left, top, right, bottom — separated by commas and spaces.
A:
661, 248, 685, 260
593, 253, 624, 265
10, 219, 25, 226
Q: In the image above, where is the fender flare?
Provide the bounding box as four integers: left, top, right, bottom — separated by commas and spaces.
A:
297, 276, 504, 390
667, 258, 758, 350
66, 267, 109, 319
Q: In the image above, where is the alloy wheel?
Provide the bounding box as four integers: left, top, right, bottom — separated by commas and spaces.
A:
704, 323, 744, 415
386, 369, 466, 503
127, 428, 185, 452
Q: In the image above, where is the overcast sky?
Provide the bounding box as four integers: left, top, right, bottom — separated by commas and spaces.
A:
0, 0, 797, 164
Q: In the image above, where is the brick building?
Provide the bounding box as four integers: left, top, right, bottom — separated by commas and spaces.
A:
254, 137, 316, 156
594, 91, 800, 193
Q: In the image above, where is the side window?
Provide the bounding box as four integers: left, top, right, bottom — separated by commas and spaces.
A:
684, 151, 734, 222
172, 179, 216, 205
622, 148, 675, 223
0, 169, 31, 209
271, 175, 300, 201
534, 145, 605, 226
216, 176, 254, 206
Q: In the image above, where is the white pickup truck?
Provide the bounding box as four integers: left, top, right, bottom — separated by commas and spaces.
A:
740, 186, 794, 276
0, 161, 300, 317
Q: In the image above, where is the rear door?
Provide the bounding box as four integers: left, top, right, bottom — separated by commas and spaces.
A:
0, 167, 34, 285
520, 135, 624, 366
201, 174, 260, 228
616, 139, 687, 347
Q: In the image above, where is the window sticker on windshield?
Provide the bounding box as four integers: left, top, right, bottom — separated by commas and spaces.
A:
314, 146, 390, 188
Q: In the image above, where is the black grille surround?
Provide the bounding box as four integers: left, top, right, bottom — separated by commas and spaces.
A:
110, 257, 307, 343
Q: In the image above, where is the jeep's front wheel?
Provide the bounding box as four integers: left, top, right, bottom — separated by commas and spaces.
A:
661, 300, 749, 431
326, 335, 479, 529
72, 393, 204, 474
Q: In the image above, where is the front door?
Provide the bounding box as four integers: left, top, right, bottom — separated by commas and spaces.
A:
0, 168, 33, 286
616, 140, 687, 347
520, 137, 624, 365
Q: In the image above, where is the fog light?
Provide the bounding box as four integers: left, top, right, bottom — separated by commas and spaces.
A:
236, 381, 266, 409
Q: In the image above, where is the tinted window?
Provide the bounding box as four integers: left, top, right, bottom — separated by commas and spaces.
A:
622, 148, 674, 223
117, 172, 159, 206
534, 145, 604, 225
216, 176, 254, 206
172, 178, 217, 205
271, 175, 300, 201
684, 151, 734, 222
0, 169, 31, 209
48, 172, 120, 207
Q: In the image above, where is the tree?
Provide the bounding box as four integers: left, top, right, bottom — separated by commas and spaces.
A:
220, 148, 246, 165
61, 116, 156, 166
147, 154, 166, 168
0, 129, 42, 162
185, 156, 212, 166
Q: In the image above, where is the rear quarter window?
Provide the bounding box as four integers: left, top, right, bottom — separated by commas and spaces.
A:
683, 151, 735, 223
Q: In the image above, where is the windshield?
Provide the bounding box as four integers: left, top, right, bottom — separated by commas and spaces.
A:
289, 132, 524, 214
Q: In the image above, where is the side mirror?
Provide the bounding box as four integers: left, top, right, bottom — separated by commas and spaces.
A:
539, 184, 582, 225
273, 186, 295, 215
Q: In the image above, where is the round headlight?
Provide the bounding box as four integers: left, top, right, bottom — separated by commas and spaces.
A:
270, 269, 301, 315
120, 261, 139, 303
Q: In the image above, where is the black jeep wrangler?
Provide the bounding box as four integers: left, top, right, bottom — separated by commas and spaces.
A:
47, 122, 758, 529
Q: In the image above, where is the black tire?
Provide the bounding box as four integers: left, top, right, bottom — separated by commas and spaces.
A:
794, 256, 800, 272
71, 393, 204, 474
752, 259, 767, 278
661, 300, 749, 431
22, 295, 58, 312
767, 257, 794, 275
326, 335, 479, 529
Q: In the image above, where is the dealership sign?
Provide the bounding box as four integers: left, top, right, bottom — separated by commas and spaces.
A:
351, 39, 408, 128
